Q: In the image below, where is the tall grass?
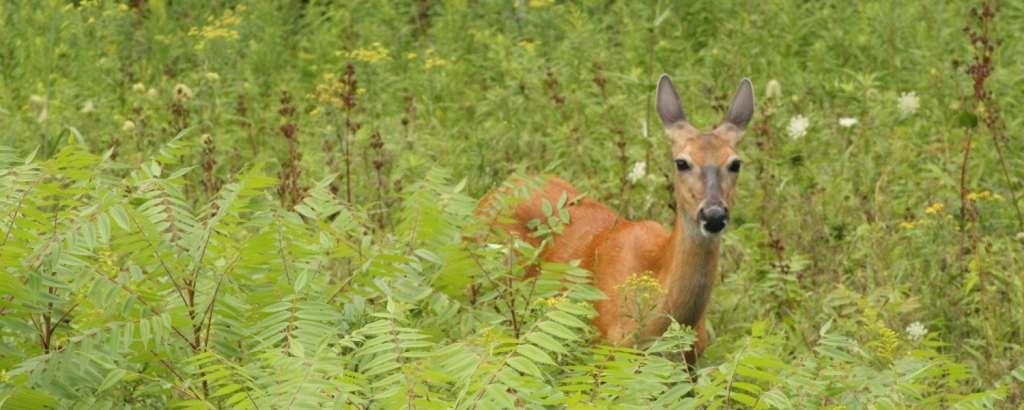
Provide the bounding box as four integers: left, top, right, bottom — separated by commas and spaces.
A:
1, 0, 1022, 408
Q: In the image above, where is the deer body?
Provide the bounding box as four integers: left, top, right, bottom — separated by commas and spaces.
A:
480, 76, 754, 363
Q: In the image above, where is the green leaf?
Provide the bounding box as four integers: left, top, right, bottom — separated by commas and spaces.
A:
109, 205, 131, 231
507, 356, 543, 377
289, 337, 305, 359
98, 369, 127, 392
524, 332, 567, 354
957, 110, 978, 128
211, 383, 243, 398
516, 344, 556, 364
547, 311, 588, 329
819, 318, 833, 336
537, 321, 579, 340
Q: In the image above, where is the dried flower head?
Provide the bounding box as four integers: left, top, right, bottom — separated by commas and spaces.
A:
765, 79, 782, 99
173, 84, 193, 102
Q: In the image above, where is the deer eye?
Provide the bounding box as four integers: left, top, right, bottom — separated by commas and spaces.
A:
675, 159, 691, 172
728, 160, 742, 173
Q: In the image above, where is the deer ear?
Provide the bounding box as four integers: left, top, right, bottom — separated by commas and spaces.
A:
656, 75, 687, 128
717, 78, 755, 145
724, 78, 754, 129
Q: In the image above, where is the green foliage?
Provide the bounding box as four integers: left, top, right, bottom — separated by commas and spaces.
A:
2, 0, 1024, 408
0, 141, 1015, 409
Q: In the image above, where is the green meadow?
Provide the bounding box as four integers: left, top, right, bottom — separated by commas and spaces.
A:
1, 0, 1023, 408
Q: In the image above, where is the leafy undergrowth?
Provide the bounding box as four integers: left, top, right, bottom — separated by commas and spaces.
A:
0, 141, 1019, 409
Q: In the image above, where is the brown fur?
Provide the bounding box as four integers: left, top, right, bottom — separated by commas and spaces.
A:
478, 77, 752, 364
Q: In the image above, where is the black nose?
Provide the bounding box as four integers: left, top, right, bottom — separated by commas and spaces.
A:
700, 206, 729, 233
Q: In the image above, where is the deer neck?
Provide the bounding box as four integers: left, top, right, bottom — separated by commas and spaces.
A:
655, 212, 720, 328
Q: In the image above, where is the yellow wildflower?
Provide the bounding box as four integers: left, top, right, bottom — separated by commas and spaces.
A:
424, 57, 447, 69
348, 42, 390, 63
310, 76, 358, 109
533, 296, 569, 308
925, 203, 943, 214
132, 82, 145, 93
122, 120, 136, 131
205, 72, 220, 82
529, 0, 555, 7
407, 53, 417, 59
189, 8, 243, 51
899, 221, 917, 229
517, 41, 540, 51
117, 4, 129, 11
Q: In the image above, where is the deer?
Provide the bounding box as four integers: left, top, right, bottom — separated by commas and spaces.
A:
478, 75, 754, 363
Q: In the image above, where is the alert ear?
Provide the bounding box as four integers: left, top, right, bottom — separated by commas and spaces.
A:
716, 78, 755, 145
656, 75, 687, 128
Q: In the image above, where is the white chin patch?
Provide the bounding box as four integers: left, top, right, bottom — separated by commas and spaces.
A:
700, 225, 725, 238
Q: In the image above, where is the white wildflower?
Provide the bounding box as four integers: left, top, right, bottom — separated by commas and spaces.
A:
204, 72, 220, 82
122, 120, 136, 132
787, 115, 809, 139
898, 91, 919, 115
765, 79, 782, 99
28, 94, 46, 106
80, 100, 95, 113
132, 82, 145, 93
147, 88, 157, 99
838, 117, 858, 128
906, 321, 928, 341
173, 83, 193, 102
37, 106, 48, 123
628, 161, 646, 184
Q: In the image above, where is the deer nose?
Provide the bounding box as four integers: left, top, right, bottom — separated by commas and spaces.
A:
699, 206, 729, 234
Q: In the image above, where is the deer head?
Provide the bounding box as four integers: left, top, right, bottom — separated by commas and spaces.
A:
656, 75, 754, 238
